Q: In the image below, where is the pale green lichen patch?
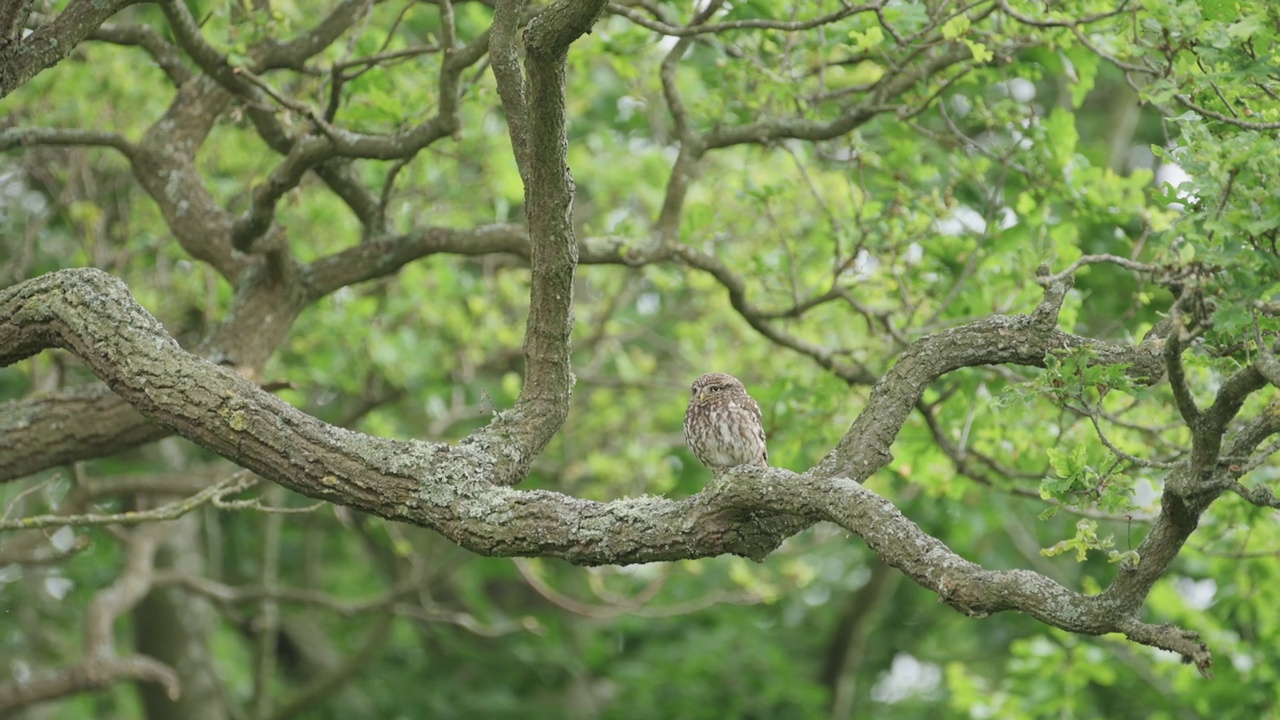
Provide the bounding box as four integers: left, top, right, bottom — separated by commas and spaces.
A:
414, 431, 510, 508
463, 489, 516, 522
573, 511, 614, 543
218, 391, 251, 431
419, 480, 458, 507
605, 495, 658, 523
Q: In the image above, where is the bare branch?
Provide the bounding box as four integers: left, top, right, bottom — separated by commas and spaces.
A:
302, 224, 531, 298
1231, 482, 1280, 509
702, 44, 971, 149
0, 654, 179, 715
90, 21, 193, 86
0, 473, 259, 531
995, 0, 1131, 29
0, 126, 135, 155
1103, 392, 1280, 621
1037, 254, 1160, 287
675, 244, 877, 385
0, 265, 1215, 669
609, 1, 879, 37
0, 384, 171, 482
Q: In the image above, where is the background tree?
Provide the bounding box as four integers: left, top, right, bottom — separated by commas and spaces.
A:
1, 0, 1278, 718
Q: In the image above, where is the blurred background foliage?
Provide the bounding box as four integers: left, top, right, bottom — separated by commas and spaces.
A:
2, 0, 1280, 718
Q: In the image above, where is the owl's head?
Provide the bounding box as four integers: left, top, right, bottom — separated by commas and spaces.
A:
690, 372, 745, 403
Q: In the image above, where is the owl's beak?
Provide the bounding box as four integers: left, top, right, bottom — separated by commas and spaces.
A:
695, 389, 706, 403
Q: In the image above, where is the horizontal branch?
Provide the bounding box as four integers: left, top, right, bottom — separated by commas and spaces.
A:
609, 1, 879, 37
0, 267, 1218, 673
302, 224, 531, 297
0, 126, 135, 154
0, 383, 171, 481
0, 473, 258, 531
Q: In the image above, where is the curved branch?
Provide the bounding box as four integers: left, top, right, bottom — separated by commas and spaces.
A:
1101, 379, 1279, 629
90, 21, 193, 86
301, 224, 531, 298
0, 654, 179, 715
816, 269, 1166, 477
0, 267, 1215, 670
718, 469, 1211, 675
1164, 319, 1201, 426
1174, 93, 1280, 131
0, 226, 640, 485
610, 1, 878, 37
492, 0, 609, 482
0, 383, 170, 481
675, 244, 877, 385
158, 0, 473, 250
0, 0, 139, 99
702, 43, 971, 150
258, 0, 374, 70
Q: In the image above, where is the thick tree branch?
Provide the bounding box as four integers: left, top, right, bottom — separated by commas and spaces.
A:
1101, 367, 1278, 631
0, 384, 171, 481
0, 266, 1216, 673
130, 76, 248, 281
815, 269, 1164, 477
0, 0, 139, 99
484, 0, 609, 485
302, 224, 531, 298
716, 469, 1211, 675
492, 0, 532, 181
0, 225, 631, 484
0, 0, 33, 51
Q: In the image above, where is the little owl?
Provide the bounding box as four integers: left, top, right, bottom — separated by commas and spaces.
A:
684, 372, 768, 469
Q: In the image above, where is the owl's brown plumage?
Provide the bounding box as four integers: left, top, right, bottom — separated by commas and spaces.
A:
683, 372, 768, 470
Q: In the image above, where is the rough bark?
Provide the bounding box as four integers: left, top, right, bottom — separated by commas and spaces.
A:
0, 0, 139, 99
0, 266, 1223, 672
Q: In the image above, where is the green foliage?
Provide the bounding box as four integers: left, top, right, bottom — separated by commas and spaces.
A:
4, 0, 1280, 718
